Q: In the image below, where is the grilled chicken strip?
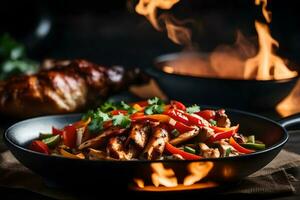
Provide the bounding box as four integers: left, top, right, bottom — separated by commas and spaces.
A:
78, 127, 126, 150
197, 126, 215, 142
126, 123, 151, 149
143, 126, 169, 160
218, 139, 239, 157
169, 127, 199, 146
106, 136, 133, 160
0, 59, 148, 118
198, 143, 220, 158
215, 109, 231, 128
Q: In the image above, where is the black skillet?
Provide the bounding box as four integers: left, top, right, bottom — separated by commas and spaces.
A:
3, 108, 299, 190
147, 52, 299, 111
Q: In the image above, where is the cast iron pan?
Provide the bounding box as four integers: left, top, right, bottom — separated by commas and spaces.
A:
3, 108, 299, 191
147, 52, 299, 111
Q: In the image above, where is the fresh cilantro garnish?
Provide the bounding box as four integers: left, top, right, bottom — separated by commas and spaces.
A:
225, 148, 232, 157
144, 104, 164, 115
186, 104, 200, 114
209, 119, 217, 126
144, 97, 165, 115
148, 97, 164, 105
112, 114, 131, 128
82, 108, 110, 134
120, 101, 130, 110
119, 101, 136, 114
100, 101, 117, 112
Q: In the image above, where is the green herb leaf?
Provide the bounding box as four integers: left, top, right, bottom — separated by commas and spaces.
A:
120, 101, 130, 110
171, 129, 180, 137
0, 34, 25, 60
186, 104, 200, 114
83, 108, 111, 134
88, 119, 104, 134
100, 101, 117, 112
144, 97, 164, 115
209, 119, 217, 126
0, 34, 38, 80
112, 114, 131, 128
144, 104, 164, 115
225, 148, 231, 157
119, 101, 136, 114
147, 97, 163, 105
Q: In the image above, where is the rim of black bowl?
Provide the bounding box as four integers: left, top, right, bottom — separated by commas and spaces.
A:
151, 52, 300, 83
4, 109, 289, 164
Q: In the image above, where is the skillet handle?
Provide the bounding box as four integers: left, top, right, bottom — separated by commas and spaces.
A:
279, 113, 300, 130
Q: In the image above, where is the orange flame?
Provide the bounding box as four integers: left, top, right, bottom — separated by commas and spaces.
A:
132, 162, 215, 191
244, 0, 297, 80
150, 163, 178, 187
244, 21, 297, 80
135, 0, 180, 30
255, 0, 272, 23
135, 0, 192, 47
183, 162, 213, 186
162, 14, 192, 47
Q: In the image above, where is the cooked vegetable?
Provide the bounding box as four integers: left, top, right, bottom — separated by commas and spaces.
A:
209, 125, 239, 142
42, 135, 61, 148
229, 137, 254, 154
29, 140, 50, 154
241, 143, 266, 150
39, 133, 53, 140
170, 100, 186, 111
184, 146, 196, 154
196, 110, 216, 120
28, 98, 266, 160
247, 135, 255, 143
165, 143, 202, 160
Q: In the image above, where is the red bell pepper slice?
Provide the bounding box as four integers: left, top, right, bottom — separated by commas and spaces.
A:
165, 108, 206, 127
209, 125, 239, 142
52, 127, 64, 135
29, 140, 50, 154
168, 118, 194, 133
184, 113, 207, 127
165, 143, 202, 160
63, 125, 77, 148
110, 110, 128, 116
195, 110, 216, 121
165, 109, 190, 125
229, 137, 254, 154
170, 100, 186, 111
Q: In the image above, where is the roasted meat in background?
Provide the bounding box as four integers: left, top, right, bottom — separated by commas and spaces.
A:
0, 59, 148, 118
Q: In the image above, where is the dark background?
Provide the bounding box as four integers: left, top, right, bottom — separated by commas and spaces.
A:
0, 0, 299, 69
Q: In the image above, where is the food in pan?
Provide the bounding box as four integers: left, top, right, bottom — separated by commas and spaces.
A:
0, 59, 147, 118
28, 98, 266, 160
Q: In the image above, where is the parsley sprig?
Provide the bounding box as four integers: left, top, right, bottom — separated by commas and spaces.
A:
186, 104, 200, 114
144, 97, 165, 115
82, 101, 136, 133
112, 114, 131, 128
